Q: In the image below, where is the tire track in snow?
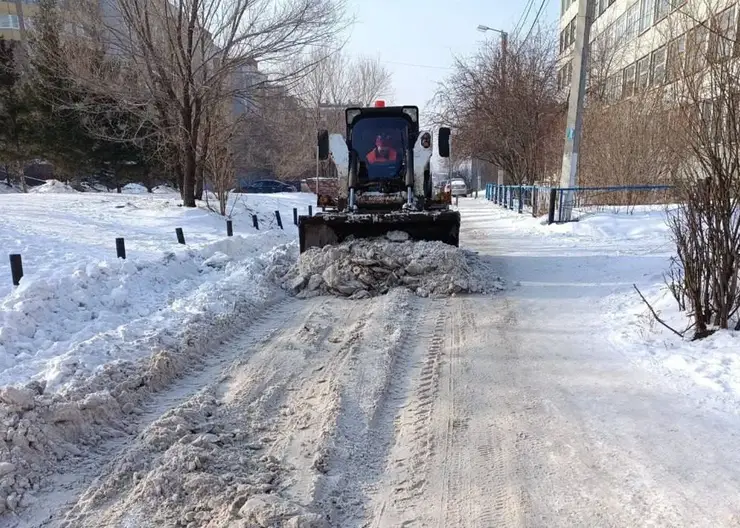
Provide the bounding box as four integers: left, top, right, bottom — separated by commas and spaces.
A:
17, 296, 303, 528
367, 297, 448, 527
308, 289, 431, 527
434, 297, 527, 528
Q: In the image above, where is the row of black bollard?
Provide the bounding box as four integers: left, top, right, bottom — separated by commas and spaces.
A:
9, 205, 317, 286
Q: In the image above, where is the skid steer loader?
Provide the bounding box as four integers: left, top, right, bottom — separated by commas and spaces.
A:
298, 101, 461, 253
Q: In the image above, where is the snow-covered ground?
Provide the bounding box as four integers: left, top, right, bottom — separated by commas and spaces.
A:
3, 194, 740, 526
0, 186, 315, 391
467, 202, 740, 401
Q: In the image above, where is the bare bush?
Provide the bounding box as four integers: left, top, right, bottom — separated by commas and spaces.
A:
580, 93, 682, 189
662, 4, 740, 335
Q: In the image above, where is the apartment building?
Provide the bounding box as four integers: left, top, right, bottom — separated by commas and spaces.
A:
0, 0, 37, 40
557, 0, 738, 102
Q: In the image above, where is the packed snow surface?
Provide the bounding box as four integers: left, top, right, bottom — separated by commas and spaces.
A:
281, 231, 503, 299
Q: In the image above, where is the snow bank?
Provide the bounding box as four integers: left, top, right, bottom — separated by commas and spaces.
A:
0, 233, 295, 390
0, 190, 315, 389
610, 284, 740, 397
29, 180, 77, 194
279, 231, 504, 299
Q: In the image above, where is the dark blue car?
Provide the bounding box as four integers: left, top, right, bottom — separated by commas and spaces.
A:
236, 180, 297, 193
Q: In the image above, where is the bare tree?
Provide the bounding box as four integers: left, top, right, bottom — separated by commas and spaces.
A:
292, 47, 393, 132
435, 26, 564, 185
33, 0, 348, 206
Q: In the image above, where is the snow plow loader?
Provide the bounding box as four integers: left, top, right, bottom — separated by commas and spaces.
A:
298, 101, 460, 253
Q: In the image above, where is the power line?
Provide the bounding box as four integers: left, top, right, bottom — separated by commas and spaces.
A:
513, 0, 537, 38
520, 0, 551, 48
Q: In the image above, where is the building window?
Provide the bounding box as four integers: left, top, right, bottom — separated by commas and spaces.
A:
625, 2, 639, 39
614, 14, 626, 43
667, 34, 686, 82
560, 16, 577, 53
606, 72, 623, 102
655, 0, 671, 22
636, 55, 650, 92
623, 64, 636, 97
711, 6, 737, 61
687, 25, 709, 72
651, 46, 667, 85
639, 0, 655, 32
0, 15, 19, 30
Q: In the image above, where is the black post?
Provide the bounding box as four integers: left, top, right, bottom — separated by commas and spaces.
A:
116, 237, 126, 259
548, 188, 557, 225
226, 220, 233, 237
532, 187, 539, 218
509, 188, 514, 209
252, 214, 259, 230
275, 211, 283, 229
9, 254, 22, 286
175, 228, 185, 244
293, 208, 298, 226
518, 185, 523, 214
308, 205, 313, 217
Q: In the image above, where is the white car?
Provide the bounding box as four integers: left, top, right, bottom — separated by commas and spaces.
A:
447, 179, 468, 197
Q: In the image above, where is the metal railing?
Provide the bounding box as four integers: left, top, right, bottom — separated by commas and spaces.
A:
485, 183, 674, 223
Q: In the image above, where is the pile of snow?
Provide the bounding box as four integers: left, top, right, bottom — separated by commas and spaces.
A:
280, 231, 504, 299
0, 184, 19, 194
29, 180, 78, 194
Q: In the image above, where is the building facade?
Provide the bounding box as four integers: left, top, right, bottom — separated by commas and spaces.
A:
557, 0, 738, 102
0, 0, 38, 41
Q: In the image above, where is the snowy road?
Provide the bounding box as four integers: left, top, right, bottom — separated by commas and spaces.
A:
16, 199, 740, 527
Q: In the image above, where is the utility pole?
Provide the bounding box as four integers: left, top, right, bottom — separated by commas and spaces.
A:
559, 0, 593, 221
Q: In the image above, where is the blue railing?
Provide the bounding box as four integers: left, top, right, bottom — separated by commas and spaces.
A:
485, 183, 674, 223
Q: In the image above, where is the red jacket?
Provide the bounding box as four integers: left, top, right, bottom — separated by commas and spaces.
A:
367, 148, 398, 163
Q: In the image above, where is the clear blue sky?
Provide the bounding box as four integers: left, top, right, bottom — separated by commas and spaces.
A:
343, 0, 559, 117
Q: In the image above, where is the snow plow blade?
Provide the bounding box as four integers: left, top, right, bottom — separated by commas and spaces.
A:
298, 210, 461, 253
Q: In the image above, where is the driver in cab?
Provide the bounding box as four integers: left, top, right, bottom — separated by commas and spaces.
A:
366, 134, 398, 164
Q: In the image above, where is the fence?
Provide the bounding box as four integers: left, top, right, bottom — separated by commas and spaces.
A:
485, 183, 674, 224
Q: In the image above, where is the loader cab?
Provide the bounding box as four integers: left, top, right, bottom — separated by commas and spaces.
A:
350, 115, 412, 193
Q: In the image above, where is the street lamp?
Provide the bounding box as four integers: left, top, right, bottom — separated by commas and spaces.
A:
477, 24, 508, 57
477, 24, 509, 189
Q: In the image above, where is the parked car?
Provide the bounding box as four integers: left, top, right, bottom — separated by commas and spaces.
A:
237, 180, 297, 193
446, 178, 468, 197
